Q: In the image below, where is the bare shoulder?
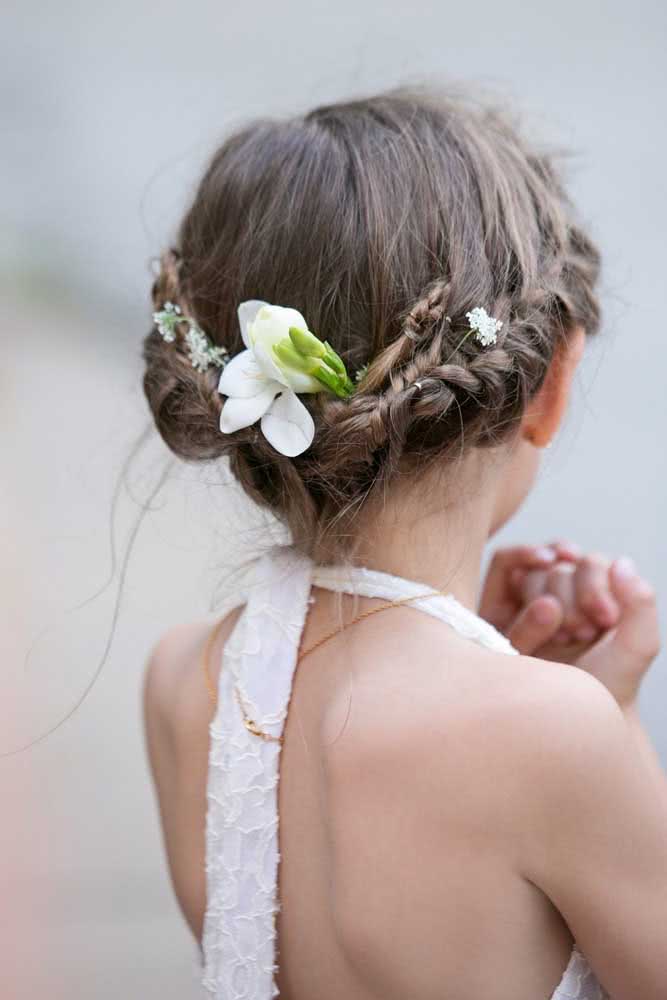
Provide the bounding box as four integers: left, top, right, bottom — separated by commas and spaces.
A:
326, 608, 624, 754
492, 651, 628, 761
143, 608, 242, 748
323, 613, 630, 835
435, 645, 630, 794
488, 653, 633, 816
142, 607, 242, 940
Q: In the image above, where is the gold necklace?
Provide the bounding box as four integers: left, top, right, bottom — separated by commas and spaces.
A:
202, 587, 447, 743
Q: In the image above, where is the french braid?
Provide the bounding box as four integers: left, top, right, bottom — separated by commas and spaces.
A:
142, 87, 601, 559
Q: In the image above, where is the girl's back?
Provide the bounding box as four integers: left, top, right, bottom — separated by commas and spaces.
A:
147, 547, 661, 1000
276, 592, 578, 1000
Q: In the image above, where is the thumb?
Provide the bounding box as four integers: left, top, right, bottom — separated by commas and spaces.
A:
506, 595, 564, 655
578, 558, 659, 675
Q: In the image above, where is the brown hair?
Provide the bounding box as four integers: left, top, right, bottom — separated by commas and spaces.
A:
143, 87, 600, 559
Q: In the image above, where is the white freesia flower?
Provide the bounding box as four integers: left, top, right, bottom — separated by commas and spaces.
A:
218, 301, 321, 457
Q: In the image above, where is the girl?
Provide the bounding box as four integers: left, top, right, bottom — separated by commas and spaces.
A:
143, 88, 667, 999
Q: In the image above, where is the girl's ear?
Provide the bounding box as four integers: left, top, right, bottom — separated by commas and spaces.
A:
521, 325, 586, 447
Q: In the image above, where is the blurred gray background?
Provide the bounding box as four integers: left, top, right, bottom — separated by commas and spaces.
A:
4, 1, 666, 998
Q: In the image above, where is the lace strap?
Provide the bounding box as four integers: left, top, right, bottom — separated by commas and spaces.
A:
202, 546, 314, 999
312, 563, 517, 655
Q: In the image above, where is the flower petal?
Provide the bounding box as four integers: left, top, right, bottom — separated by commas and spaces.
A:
252, 338, 290, 386
280, 365, 322, 394
219, 383, 279, 434
238, 301, 268, 349
252, 305, 308, 349
218, 350, 267, 398
260, 390, 315, 457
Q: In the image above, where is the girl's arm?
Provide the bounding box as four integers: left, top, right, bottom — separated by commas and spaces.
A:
517, 573, 667, 999
623, 701, 667, 793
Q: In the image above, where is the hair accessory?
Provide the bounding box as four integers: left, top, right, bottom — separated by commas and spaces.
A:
217, 301, 354, 458
465, 306, 503, 346
153, 301, 181, 341
152, 301, 229, 373
413, 380, 423, 391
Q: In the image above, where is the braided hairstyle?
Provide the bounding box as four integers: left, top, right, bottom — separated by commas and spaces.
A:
143, 87, 601, 559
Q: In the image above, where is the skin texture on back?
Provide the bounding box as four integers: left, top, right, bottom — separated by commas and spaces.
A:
145, 584, 667, 1000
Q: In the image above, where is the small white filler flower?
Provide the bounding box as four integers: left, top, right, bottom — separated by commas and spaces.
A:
153, 301, 229, 372
465, 306, 503, 346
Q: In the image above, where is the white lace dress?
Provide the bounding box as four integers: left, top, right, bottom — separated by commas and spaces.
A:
201, 546, 609, 1000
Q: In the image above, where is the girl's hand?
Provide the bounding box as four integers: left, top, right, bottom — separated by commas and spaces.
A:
479, 541, 581, 653
483, 541, 621, 654
571, 559, 660, 709
523, 555, 660, 708
482, 542, 660, 709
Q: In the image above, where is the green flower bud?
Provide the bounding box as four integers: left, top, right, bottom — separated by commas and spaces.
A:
273, 339, 319, 375
309, 361, 352, 398
275, 333, 355, 399
288, 326, 326, 359
322, 342, 347, 376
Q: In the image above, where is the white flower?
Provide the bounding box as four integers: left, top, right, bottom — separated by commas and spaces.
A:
185, 327, 228, 373
466, 306, 503, 346
218, 301, 321, 457
153, 301, 181, 342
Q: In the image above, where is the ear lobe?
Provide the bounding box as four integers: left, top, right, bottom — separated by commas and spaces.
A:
521, 325, 586, 447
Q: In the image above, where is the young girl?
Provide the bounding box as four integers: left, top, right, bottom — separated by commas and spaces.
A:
142, 89, 667, 1000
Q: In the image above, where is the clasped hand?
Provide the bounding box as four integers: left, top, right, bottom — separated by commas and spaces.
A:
479, 542, 660, 710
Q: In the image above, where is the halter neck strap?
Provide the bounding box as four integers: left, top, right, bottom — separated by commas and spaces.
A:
311, 561, 517, 655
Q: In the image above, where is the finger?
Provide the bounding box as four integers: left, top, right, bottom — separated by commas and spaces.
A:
517, 562, 602, 643
605, 559, 659, 662
574, 554, 619, 631
572, 621, 598, 643
518, 564, 578, 631
577, 558, 660, 685
507, 595, 564, 655
552, 626, 572, 645
544, 563, 578, 627
480, 545, 557, 625
514, 567, 549, 603
547, 539, 583, 563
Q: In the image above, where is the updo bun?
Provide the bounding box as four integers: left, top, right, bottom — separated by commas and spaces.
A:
142, 88, 600, 558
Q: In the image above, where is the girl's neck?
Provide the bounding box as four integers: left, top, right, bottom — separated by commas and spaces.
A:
343, 455, 501, 611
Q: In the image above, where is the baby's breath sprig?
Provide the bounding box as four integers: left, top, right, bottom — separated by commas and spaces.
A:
185, 328, 230, 373
152, 301, 181, 342
441, 306, 503, 364
354, 363, 369, 385
152, 302, 229, 373
465, 306, 503, 347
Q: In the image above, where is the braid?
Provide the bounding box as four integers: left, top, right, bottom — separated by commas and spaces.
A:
317, 323, 516, 481
361, 278, 451, 393
403, 278, 451, 339
151, 248, 186, 312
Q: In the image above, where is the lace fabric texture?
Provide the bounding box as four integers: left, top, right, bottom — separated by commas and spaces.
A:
555, 947, 610, 1000
201, 546, 609, 1000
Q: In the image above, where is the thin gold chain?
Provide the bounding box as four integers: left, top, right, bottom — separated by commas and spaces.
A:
202, 587, 447, 742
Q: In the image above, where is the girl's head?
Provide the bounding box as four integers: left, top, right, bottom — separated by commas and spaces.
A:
143, 88, 600, 560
